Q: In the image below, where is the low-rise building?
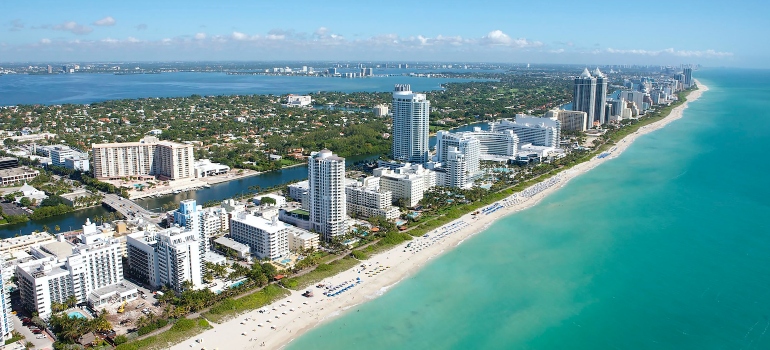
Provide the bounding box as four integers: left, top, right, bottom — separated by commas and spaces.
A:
213, 237, 251, 259
194, 159, 230, 178
0, 167, 39, 186
287, 227, 320, 252
0, 232, 56, 259
278, 208, 311, 231
285, 95, 312, 107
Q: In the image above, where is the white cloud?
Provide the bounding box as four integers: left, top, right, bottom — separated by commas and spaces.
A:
481, 30, 542, 48
231, 31, 249, 41
39, 38, 51, 44
314, 27, 329, 37
126, 37, 140, 43
194, 32, 206, 40
605, 47, 733, 58
52, 21, 93, 35
93, 16, 116, 26
9, 19, 24, 32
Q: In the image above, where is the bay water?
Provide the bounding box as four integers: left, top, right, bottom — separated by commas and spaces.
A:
287, 70, 770, 350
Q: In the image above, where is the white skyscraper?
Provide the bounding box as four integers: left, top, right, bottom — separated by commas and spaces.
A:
126, 227, 203, 292
391, 84, 430, 163
435, 131, 481, 179
308, 149, 347, 242
573, 68, 597, 129
445, 146, 471, 188
0, 258, 12, 341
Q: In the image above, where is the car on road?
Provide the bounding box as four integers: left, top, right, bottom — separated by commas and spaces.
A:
36, 334, 46, 339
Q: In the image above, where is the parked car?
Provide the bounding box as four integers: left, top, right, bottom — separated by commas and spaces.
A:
36, 334, 45, 339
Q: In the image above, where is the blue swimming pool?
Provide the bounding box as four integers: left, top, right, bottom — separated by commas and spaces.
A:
68, 311, 87, 319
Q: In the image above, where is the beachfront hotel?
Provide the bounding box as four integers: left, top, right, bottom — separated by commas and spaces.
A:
345, 177, 401, 220
92, 136, 194, 181
545, 109, 589, 132
308, 149, 348, 242
490, 115, 561, 149
126, 227, 203, 293
435, 131, 481, 177
391, 84, 430, 164
374, 163, 436, 208
229, 212, 290, 260
15, 231, 126, 318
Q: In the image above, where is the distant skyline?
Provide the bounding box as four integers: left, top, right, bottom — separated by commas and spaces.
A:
1, 0, 766, 68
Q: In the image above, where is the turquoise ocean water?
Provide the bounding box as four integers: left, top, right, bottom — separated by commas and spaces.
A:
287, 69, 770, 349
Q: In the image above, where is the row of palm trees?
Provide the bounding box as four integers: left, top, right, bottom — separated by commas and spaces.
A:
49, 309, 112, 344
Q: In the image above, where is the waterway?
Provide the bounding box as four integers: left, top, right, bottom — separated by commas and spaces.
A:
0, 72, 491, 106
0, 120, 494, 238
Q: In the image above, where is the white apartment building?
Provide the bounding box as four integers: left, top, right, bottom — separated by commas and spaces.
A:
435, 131, 481, 178
308, 149, 347, 242
126, 227, 203, 293
373, 104, 389, 117
92, 136, 194, 181
0, 232, 56, 259
391, 84, 430, 164
545, 109, 589, 132
287, 180, 309, 201
0, 258, 13, 341
63, 156, 90, 172
16, 235, 123, 318
374, 163, 436, 208
287, 227, 320, 252
286, 95, 312, 107
490, 115, 561, 148
230, 212, 290, 260
194, 159, 230, 178
345, 177, 401, 220
444, 147, 472, 188
49, 146, 76, 167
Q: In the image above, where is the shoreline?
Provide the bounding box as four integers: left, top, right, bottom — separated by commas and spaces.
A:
171, 82, 708, 350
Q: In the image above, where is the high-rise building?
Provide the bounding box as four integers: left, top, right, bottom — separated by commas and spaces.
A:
374, 163, 436, 208
490, 115, 560, 148
0, 258, 13, 341
308, 149, 347, 241
92, 136, 194, 181
683, 67, 693, 88
545, 110, 589, 132
126, 227, 203, 292
391, 84, 430, 163
345, 177, 400, 220
435, 131, 481, 178
444, 147, 471, 188
573, 68, 596, 129
593, 68, 608, 125
16, 231, 125, 318
230, 212, 290, 260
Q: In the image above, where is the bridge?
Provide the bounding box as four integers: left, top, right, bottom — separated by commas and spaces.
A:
101, 194, 158, 222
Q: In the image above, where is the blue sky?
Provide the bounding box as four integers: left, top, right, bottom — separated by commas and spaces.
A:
1, 0, 766, 67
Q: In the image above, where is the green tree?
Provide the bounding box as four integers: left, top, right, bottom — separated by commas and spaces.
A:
19, 197, 32, 207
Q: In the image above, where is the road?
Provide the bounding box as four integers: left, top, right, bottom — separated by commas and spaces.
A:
101, 193, 159, 222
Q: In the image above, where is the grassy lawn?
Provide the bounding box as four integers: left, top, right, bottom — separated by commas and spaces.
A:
286, 256, 361, 290
202, 285, 291, 323
115, 318, 211, 350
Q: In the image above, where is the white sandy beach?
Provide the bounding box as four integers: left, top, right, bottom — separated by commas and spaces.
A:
171, 81, 708, 350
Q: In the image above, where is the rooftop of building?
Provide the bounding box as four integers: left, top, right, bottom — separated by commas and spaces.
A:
213, 236, 250, 252
0, 232, 55, 250
0, 167, 39, 177
41, 241, 75, 260
92, 136, 191, 148
232, 212, 288, 234
89, 280, 139, 299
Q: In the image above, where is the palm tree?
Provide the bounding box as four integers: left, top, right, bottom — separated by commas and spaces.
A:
65, 294, 78, 308
54, 225, 61, 233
